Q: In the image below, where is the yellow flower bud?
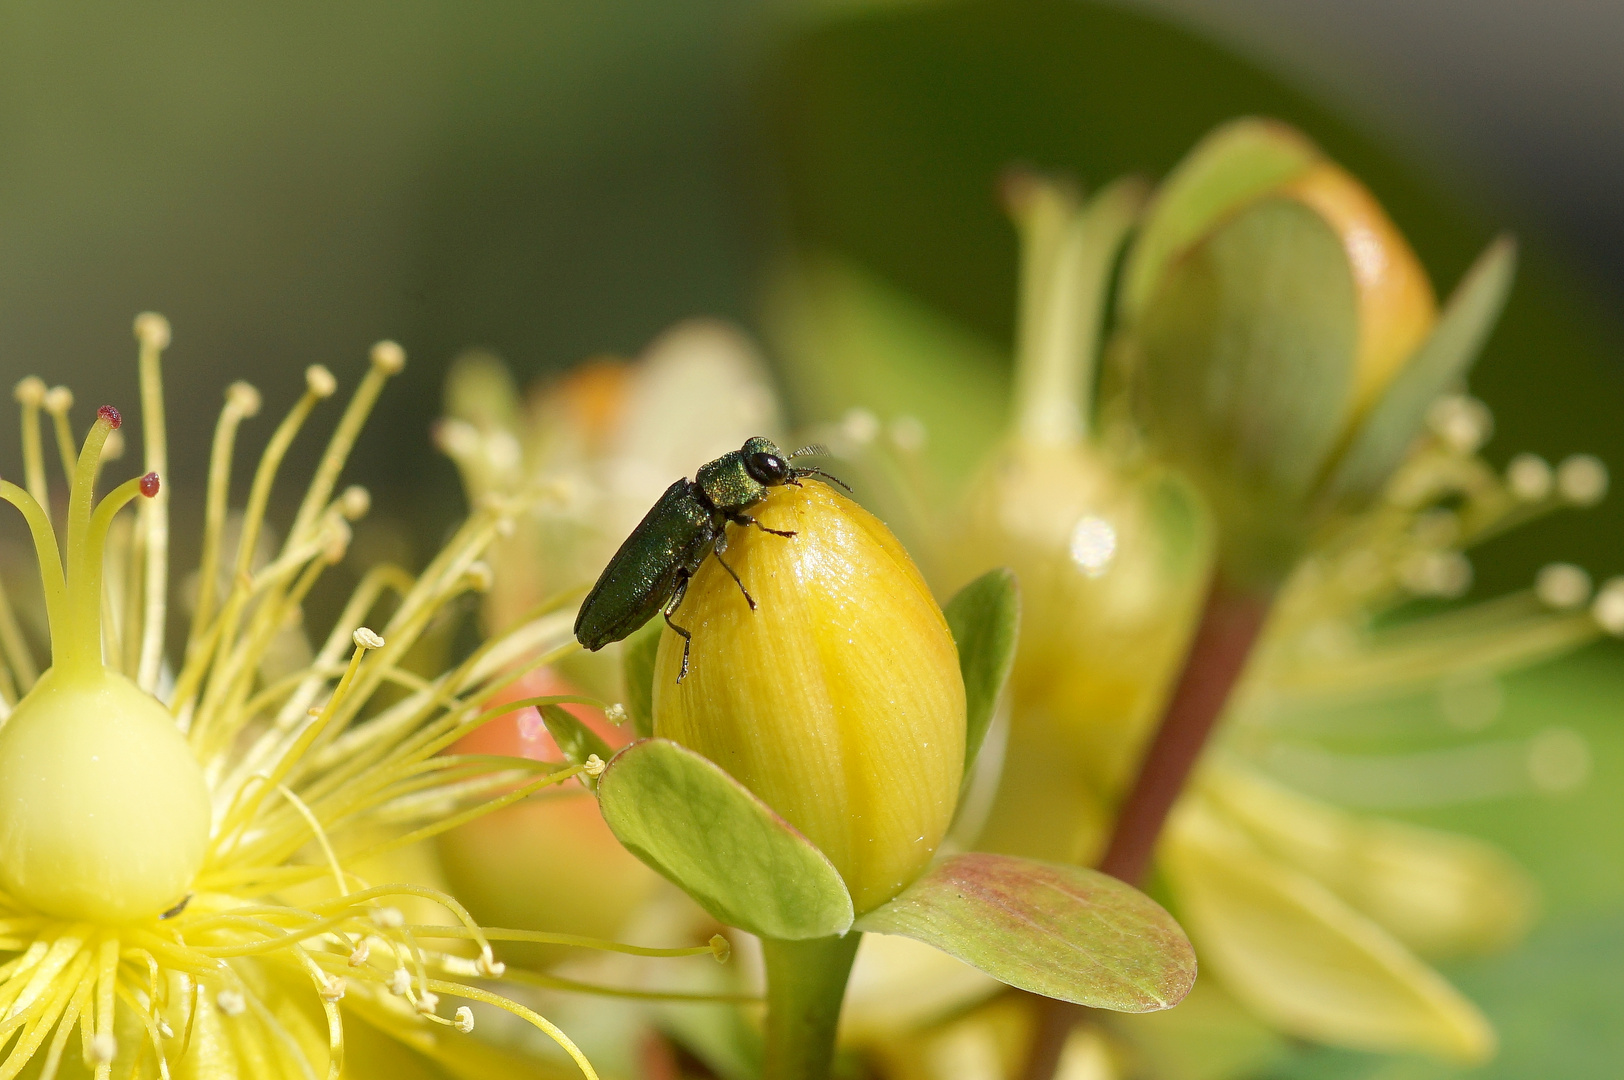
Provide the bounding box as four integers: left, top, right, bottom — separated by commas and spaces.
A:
1278, 161, 1438, 418
953, 441, 1212, 862
653, 480, 965, 914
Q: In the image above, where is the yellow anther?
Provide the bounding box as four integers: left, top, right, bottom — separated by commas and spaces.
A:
353, 627, 386, 651
13, 376, 45, 406
416, 991, 440, 1015
582, 754, 606, 778
454, 1006, 475, 1033
348, 941, 371, 966
1535, 563, 1591, 610
477, 955, 505, 977
370, 340, 406, 374
41, 386, 72, 415
339, 485, 371, 520
133, 311, 172, 350
709, 934, 732, 963
1591, 578, 1624, 635
90, 1032, 118, 1063
305, 365, 338, 399
319, 975, 346, 1002
371, 905, 404, 927
388, 969, 411, 995
226, 380, 262, 416
216, 989, 246, 1016
604, 703, 628, 726
1557, 454, 1608, 506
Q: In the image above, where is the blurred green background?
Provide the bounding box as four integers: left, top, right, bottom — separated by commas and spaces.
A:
0, 2, 1618, 1076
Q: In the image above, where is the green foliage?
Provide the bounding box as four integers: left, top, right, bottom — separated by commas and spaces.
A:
537, 705, 612, 792
621, 617, 662, 738
943, 567, 1019, 778
596, 738, 855, 940
854, 852, 1197, 1012
1320, 237, 1518, 507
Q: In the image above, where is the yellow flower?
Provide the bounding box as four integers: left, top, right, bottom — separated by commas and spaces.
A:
0, 317, 607, 1079
652, 479, 965, 915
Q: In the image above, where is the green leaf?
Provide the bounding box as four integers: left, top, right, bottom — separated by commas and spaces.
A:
1120, 117, 1321, 322
1319, 235, 1517, 508
853, 852, 1196, 1012
597, 738, 854, 940
538, 705, 613, 792
621, 616, 662, 738
943, 568, 1019, 777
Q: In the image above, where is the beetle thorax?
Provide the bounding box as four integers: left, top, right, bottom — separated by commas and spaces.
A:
696, 452, 769, 514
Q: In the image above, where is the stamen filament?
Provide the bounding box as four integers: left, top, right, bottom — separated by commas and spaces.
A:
71, 472, 159, 671
135, 314, 172, 691
188, 382, 260, 662
424, 980, 598, 1080
285, 343, 402, 548
13, 378, 48, 510
0, 481, 67, 663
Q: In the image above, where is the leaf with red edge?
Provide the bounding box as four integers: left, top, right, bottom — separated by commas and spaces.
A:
853, 852, 1196, 1012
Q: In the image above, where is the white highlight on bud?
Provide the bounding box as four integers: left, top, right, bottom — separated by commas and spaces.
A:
216, 989, 246, 1016
305, 365, 338, 398
90, 1033, 117, 1063
133, 312, 172, 349
1505, 453, 1553, 501
353, 627, 385, 650
1557, 454, 1608, 506
370, 340, 406, 374
454, 1006, 475, 1033
1535, 563, 1592, 610
1427, 395, 1493, 454
1528, 727, 1590, 793
1591, 578, 1624, 635
1068, 515, 1117, 578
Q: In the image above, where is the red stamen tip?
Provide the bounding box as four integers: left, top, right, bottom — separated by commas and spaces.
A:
139, 472, 160, 498
97, 404, 122, 429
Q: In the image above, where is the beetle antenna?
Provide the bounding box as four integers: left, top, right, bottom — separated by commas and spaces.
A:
789, 444, 831, 460
792, 466, 853, 493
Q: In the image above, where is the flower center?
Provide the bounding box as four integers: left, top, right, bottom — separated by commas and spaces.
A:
0, 403, 210, 921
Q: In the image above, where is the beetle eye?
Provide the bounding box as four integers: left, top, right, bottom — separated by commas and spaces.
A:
746, 452, 789, 484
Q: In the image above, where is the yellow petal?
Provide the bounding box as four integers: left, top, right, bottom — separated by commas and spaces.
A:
1205, 766, 1537, 957
1162, 795, 1495, 1062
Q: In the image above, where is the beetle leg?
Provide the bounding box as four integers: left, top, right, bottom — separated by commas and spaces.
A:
729, 512, 796, 539
665, 575, 694, 682
713, 550, 757, 610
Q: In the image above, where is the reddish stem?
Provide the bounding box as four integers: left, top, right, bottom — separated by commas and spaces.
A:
1019, 578, 1274, 1080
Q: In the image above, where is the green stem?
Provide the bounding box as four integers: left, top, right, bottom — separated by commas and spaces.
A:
761, 933, 861, 1080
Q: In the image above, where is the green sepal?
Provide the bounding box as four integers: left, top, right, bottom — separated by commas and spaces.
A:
538, 705, 612, 792
943, 568, 1019, 777
1120, 117, 1321, 322
597, 738, 855, 940
853, 852, 1196, 1012
1131, 195, 1358, 587
621, 616, 662, 738
1319, 235, 1517, 508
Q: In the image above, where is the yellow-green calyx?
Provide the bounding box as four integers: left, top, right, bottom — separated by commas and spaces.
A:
0, 404, 210, 922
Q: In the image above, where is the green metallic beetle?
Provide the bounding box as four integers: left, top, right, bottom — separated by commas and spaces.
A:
573, 436, 847, 680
